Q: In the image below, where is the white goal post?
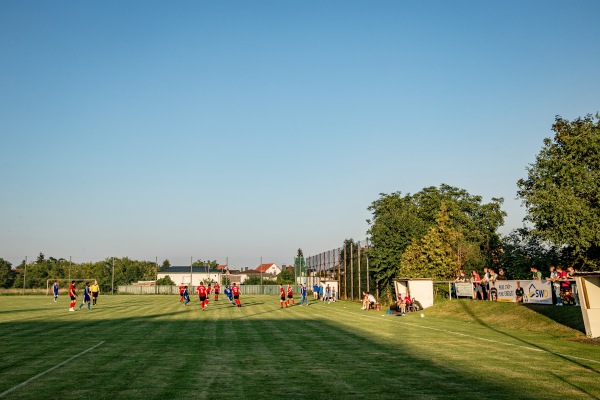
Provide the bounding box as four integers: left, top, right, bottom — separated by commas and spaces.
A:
46, 279, 96, 295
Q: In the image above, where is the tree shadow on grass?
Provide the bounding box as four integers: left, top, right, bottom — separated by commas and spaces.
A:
455, 301, 599, 399
522, 303, 585, 332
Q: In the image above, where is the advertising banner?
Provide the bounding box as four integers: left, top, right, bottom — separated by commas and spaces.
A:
454, 282, 473, 297
493, 280, 552, 304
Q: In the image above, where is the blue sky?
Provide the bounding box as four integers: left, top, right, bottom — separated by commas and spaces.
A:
1, 0, 599, 268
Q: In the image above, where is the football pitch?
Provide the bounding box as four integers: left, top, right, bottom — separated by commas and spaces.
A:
0, 295, 599, 400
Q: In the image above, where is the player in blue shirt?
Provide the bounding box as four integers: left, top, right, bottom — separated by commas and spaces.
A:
53, 280, 59, 302
183, 286, 190, 305
300, 284, 308, 306
224, 285, 234, 305
79, 283, 91, 310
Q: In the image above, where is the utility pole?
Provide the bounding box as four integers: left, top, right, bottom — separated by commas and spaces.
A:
111, 258, 115, 295
23, 256, 27, 295
350, 242, 354, 300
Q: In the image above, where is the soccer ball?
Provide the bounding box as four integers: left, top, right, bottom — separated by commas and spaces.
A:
420, 313, 424, 318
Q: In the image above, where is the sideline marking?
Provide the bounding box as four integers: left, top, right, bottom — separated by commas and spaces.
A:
0, 341, 105, 398
331, 308, 600, 366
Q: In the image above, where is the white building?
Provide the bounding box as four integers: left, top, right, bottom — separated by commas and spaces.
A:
255, 263, 281, 275
157, 266, 222, 286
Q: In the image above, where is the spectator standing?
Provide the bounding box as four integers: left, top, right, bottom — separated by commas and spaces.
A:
566, 267, 580, 306
488, 269, 498, 301
531, 266, 542, 280
471, 271, 484, 300
482, 267, 491, 300
313, 284, 319, 300
497, 268, 508, 280
548, 266, 563, 306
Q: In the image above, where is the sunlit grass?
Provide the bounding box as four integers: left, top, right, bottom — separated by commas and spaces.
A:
0, 295, 598, 399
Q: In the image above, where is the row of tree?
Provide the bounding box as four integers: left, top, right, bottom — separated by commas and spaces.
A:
0, 254, 205, 291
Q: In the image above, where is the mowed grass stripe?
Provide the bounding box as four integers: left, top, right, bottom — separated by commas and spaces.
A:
1, 296, 599, 400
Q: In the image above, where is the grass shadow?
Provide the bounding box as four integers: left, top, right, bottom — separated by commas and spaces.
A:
522, 303, 585, 332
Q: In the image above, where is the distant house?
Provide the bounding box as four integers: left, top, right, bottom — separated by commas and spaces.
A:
256, 263, 281, 275
157, 266, 222, 286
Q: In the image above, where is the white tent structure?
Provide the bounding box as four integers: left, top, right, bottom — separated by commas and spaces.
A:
393, 278, 434, 309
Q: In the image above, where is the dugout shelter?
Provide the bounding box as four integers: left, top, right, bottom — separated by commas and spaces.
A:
393, 278, 434, 309
574, 272, 600, 338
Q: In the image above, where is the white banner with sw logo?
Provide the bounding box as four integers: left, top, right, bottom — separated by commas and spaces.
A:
492, 280, 553, 304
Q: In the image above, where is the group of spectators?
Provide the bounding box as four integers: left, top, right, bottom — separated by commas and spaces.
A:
455, 267, 504, 301
454, 265, 579, 305
542, 265, 579, 306
313, 284, 336, 303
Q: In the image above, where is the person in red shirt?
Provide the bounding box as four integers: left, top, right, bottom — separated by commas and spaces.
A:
197, 282, 207, 310
404, 294, 413, 312
287, 284, 294, 306
179, 285, 185, 302
232, 283, 241, 307
68, 281, 77, 312
279, 284, 286, 308
206, 283, 212, 305
214, 283, 220, 301
471, 270, 484, 300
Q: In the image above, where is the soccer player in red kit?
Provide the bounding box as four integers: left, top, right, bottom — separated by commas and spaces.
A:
179, 285, 185, 302
214, 283, 220, 301
197, 282, 207, 310
232, 283, 241, 307
206, 283, 212, 305
287, 284, 294, 306
68, 281, 77, 312
279, 284, 286, 308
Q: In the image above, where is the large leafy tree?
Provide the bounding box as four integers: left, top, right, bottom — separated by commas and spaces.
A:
399, 202, 462, 280
517, 114, 600, 269
368, 185, 505, 294
367, 193, 428, 294
0, 258, 15, 288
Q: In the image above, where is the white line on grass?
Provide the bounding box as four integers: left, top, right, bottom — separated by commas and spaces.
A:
0, 341, 105, 398
332, 308, 600, 366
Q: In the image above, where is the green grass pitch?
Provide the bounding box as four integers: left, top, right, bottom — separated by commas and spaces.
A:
0, 295, 599, 399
